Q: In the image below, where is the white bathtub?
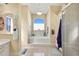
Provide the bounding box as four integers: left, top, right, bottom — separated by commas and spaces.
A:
29, 36, 50, 44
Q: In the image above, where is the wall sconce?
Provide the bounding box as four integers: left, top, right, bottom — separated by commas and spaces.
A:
51, 29, 54, 35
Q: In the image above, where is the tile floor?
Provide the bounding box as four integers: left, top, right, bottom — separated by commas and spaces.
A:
21, 45, 62, 56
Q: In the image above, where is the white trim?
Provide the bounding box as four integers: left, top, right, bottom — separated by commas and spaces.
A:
61, 3, 72, 12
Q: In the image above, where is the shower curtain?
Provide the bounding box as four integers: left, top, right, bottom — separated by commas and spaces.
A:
57, 20, 62, 49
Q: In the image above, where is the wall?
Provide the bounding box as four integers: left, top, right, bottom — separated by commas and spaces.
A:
19, 5, 31, 48
50, 6, 62, 47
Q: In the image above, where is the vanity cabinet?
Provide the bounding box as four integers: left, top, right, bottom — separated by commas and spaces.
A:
0, 40, 10, 56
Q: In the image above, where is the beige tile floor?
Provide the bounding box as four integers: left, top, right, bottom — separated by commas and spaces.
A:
26, 46, 52, 56
24, 45, 62, 56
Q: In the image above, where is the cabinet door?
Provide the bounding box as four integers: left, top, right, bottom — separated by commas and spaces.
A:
62, 4, 79, 56
0, 43, 10, 56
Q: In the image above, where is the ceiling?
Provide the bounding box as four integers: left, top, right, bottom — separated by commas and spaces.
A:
21, 3, 65, 14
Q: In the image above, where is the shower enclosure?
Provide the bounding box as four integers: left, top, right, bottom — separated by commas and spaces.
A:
62, 4, 79, 56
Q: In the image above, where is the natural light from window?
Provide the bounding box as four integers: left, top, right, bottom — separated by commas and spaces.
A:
34, 18, 44, 30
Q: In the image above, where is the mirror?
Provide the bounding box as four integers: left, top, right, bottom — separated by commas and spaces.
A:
5, 16, 11, 32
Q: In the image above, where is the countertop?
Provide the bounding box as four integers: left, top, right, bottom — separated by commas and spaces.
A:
0, 39, 10, 45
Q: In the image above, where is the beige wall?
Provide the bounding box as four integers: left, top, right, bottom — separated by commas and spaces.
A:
19, 5, 29, 48
19, 5, 32, 48
50, 6, 62, 47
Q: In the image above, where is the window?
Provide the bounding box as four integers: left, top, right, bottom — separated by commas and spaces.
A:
34, 18, 44, 30
5, 16, 11, 32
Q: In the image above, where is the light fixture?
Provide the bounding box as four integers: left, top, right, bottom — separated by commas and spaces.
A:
37, 11, 42, 15
36, 3, 42, 15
